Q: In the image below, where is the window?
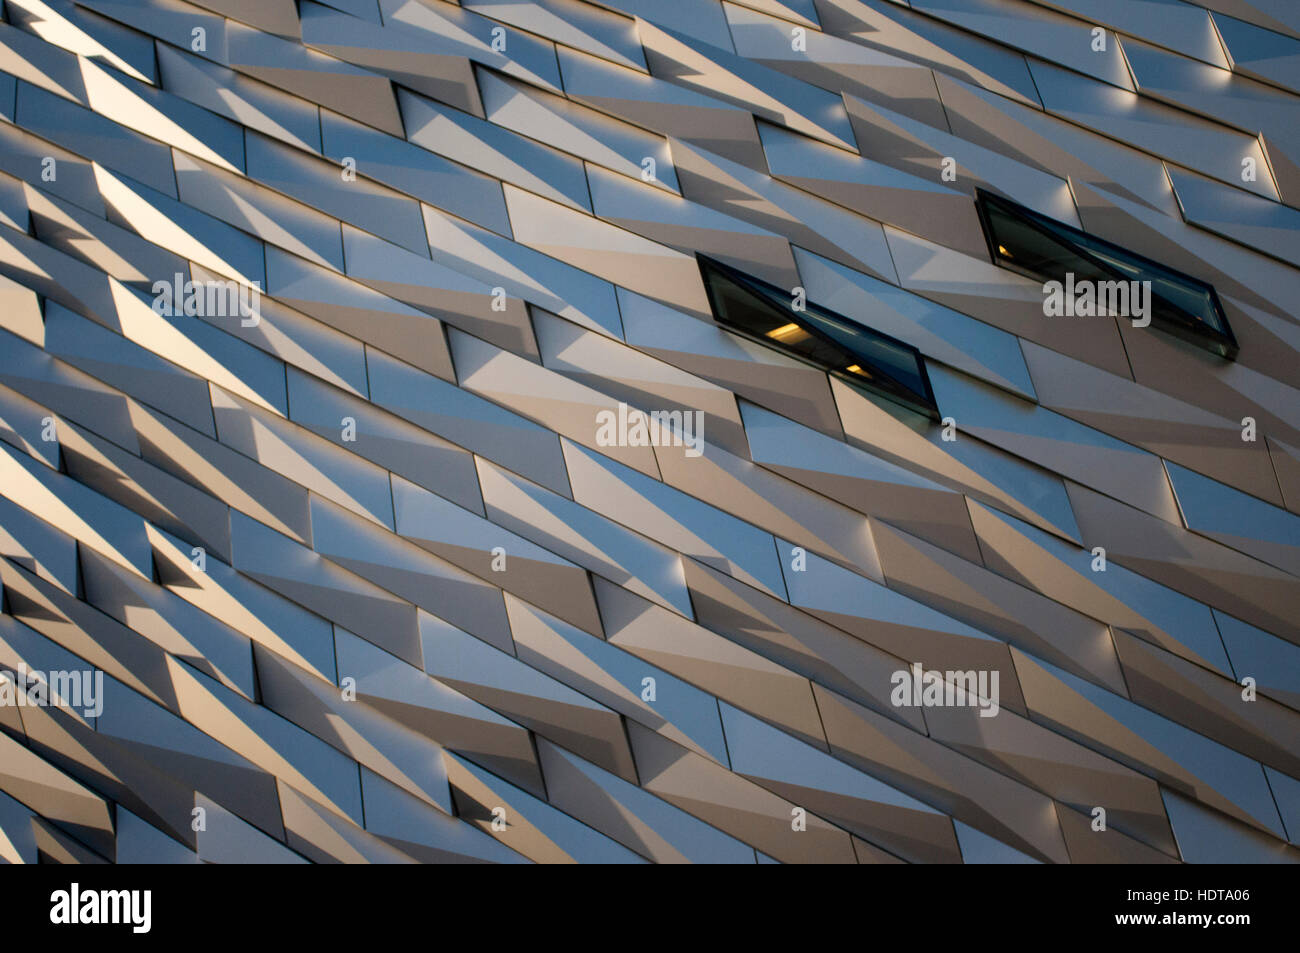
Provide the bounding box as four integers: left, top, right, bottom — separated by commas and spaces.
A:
975, 189, 1237, 359
696, 254, 939, 419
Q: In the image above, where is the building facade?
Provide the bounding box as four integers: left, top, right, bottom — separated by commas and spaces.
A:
0, 0, 1299, 863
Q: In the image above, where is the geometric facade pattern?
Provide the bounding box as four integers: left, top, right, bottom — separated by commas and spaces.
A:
1, 0, 1299, 864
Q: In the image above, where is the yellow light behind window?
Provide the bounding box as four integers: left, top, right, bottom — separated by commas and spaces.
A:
766, 322, 804, 342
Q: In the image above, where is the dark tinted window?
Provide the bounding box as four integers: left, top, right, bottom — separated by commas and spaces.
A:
697, 255, 939, 419
976, 189, 1237, 359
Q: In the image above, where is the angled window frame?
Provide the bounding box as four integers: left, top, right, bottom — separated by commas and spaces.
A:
695, 254, 940, 420
974, 188, 1238, 360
